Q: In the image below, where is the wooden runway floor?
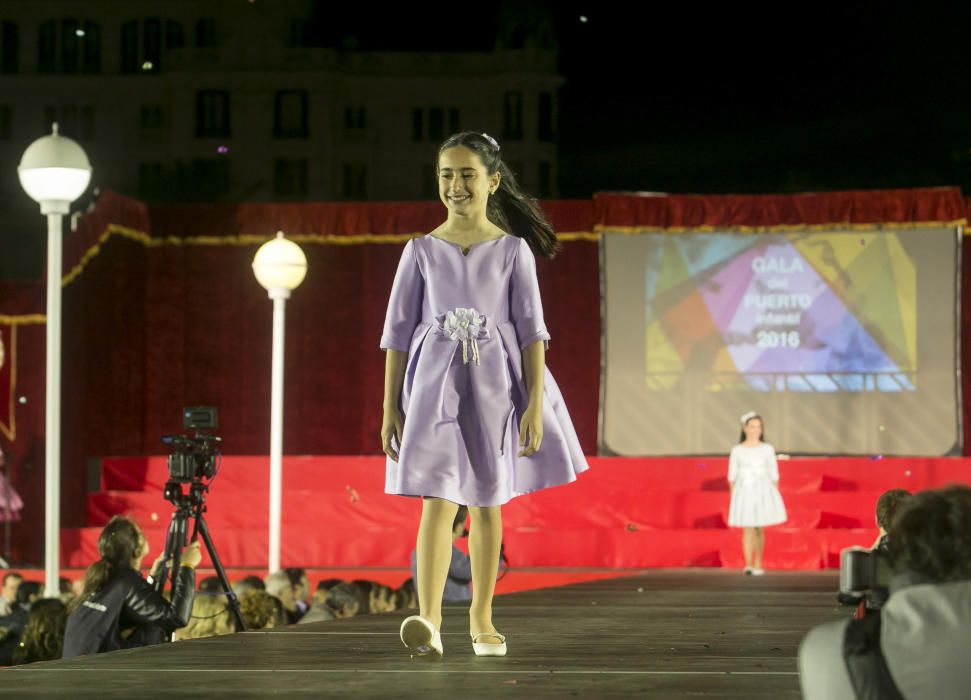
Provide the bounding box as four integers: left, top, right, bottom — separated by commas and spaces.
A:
1, 570, 844, 698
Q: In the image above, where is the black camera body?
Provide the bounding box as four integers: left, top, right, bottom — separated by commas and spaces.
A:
840, 546, 892, 596
161, 406, 221, 483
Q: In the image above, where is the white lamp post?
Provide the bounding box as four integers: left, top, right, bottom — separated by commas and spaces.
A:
17, 123, 92, 597
252, 231, 307, 572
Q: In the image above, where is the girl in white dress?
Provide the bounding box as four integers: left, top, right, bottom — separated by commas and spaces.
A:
727, 412, 787, 575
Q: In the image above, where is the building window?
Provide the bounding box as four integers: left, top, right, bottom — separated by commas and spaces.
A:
428, 107, 444, 141
195, 90, 230, 138
144, 17, 162, 72
503, 91, 523, 140
274, 91, 308, 138
538, 161, 552, 198
290, 18, 310, 48
538, 92, 554, 142
180, 158, 229, 199
449, 108, 460, 135
343, 106, 366, 130
342, 163, 367, 200
273, 159, 308, 197
121, 19, 138, 73
61, 18, 79, 73
412, 108, 423, 141
141, 104, 162, 129
165, 20, 185, 50
82, 21, 102, 73
195, 18, 216, 48
38, 20, 56, 73
0, 106, 11, 140
1, 21, 19, 74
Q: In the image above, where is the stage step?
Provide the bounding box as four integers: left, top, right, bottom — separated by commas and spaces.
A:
63, 455, 971, 572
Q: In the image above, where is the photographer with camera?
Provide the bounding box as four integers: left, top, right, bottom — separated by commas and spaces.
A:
799, 484, 971, 699
62, 515, 200, 658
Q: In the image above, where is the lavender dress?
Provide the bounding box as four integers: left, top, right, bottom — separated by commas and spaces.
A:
380, 233, 589, 507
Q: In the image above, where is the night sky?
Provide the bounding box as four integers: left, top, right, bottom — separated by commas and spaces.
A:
312, 1, 971, 197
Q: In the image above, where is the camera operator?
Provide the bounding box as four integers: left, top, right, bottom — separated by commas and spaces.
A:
62, 515, 200, 658
799, 484, 971, 699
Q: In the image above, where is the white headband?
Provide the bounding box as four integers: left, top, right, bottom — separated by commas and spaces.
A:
740, 411, 758, 425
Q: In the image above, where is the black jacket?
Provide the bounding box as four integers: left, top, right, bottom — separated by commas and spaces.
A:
62, 565, 195, 659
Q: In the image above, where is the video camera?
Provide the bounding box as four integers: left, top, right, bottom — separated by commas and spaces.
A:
840, 546, 892, 596
161, 406, 222, 483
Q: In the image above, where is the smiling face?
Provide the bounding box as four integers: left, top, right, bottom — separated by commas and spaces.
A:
743, 418, 763, 442
437, 146, 500, 217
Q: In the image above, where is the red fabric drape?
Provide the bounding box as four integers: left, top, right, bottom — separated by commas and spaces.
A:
0, 187, 967, 565
595, 187, 966, 229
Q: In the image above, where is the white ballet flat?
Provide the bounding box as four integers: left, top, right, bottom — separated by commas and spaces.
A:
471, 631, 507, 657
751, 568, 765, 576
400, 615, 443, 657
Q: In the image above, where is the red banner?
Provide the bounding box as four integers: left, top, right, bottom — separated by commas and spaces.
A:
0, 322, 14, 441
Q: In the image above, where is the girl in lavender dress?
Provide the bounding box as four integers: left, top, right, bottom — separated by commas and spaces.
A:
380, 132, 588, 658
727, 412, 787, 575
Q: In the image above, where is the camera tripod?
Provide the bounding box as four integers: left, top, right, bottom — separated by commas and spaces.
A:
153, 478, 246, 631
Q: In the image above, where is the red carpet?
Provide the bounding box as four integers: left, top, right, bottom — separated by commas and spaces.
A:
61, 455, 971, 572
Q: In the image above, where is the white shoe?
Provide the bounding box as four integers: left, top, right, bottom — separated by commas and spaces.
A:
400, 616, 443, 658
751, 568, 765, 576
471, 631, 507, 657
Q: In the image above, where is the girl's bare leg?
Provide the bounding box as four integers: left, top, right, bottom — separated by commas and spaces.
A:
754, 527, 764, 569
742, 527, 754, 568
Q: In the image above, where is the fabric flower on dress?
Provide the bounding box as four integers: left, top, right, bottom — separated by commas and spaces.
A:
436, 307, 489, 365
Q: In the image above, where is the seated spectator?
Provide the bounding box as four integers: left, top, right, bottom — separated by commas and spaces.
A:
265, 571, 298, 624
240, 575, 265, 591
11, 599, 67, 665
232, 575, 263, 600
284, 568, 310, 620
799, 485, 971, 699
58, 577, 76, 608
297, 598, 336, 625
311, 579, 343, 608
173, 593, 234, 641
367, 583, 396, 614
61, 515, 200, 658
0, 572, 22, 617
238, 590, 276, 630
410, 506, 473, 602
395, 578, 418, 611
326, 583, 361, 619
198, 576, 223, 594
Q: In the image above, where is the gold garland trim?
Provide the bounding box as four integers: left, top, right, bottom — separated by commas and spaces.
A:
60, 226, 599, 286
57, 219, 965, 288
594, 219, 968, 235
0, 315, 46, 325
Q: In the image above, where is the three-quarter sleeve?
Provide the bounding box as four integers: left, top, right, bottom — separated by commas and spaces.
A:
380, 239, 424, 352
727, 447, 739, 483
509, 237, 551, 350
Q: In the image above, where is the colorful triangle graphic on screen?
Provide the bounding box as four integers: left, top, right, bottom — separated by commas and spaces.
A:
694, 237, 907, 390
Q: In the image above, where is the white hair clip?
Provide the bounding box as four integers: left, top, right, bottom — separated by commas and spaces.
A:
740, 411, 758, 425
481, 132, 500, 152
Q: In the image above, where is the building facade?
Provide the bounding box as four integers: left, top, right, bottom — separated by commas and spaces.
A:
0, 0, 562, 276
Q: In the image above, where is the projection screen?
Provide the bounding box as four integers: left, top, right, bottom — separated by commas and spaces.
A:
600, 227, 961, 456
